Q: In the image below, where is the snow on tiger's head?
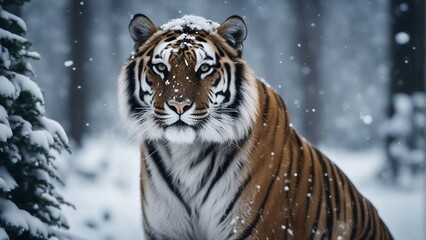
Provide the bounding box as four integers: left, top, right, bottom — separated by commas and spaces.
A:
118, 14, 258, 144
160, 15, 220, 32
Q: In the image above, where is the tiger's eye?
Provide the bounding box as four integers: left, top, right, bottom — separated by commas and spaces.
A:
156, 63, 167, 72
200, 64, 211, 73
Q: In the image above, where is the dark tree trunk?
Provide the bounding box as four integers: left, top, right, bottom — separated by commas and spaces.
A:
384, 0, 425, 183
68, 0, 92, 147
293, 0, 322, 145
390, 0, 425, 95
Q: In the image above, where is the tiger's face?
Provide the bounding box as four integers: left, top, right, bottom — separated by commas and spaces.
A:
119, 15, 258, 144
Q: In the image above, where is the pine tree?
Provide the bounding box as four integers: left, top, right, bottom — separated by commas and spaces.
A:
0, 0, 72, 239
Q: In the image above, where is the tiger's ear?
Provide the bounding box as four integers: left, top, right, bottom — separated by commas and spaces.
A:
129, 14, 158, 46
217, 15, 247, 56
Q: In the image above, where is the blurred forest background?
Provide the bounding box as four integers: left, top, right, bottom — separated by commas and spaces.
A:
12, 0, 426, 239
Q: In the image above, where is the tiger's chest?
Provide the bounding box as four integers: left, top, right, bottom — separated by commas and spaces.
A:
141, 141, 248, 240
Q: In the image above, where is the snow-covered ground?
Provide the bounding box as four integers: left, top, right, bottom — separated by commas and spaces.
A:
58, 136, 424, 240
59, 136, 143, 240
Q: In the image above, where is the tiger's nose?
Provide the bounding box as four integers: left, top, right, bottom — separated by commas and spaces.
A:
167, 98, 192, 114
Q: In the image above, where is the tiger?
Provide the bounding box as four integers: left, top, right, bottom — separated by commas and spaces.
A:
118, 14, 393, 240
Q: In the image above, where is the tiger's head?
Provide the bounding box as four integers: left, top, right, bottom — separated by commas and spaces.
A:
118, 15, 259, 144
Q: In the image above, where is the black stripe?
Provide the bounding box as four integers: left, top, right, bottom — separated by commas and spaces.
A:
164, 36, 177, 42
145, 76, 153, 87
282, 135, 295, 240
308, 148, 322, 239
335, 166, 347, 220
309, 194, 323, 239
190, 144, 216, 168
201, 137, 247, 204
359, 187, 367, 234
212, 74, 220, 87
146, 159, 153, 180
215, 53, 221, 63
140, 89, 152, 98
215, 44, 225, 57
146, 142, 191, 216
236, 157, 283, 239
142, 221, 157, 239
191, 111, 209, 117
201, 150, 238, 204
295, 138, 304, 187
316, 148, 333, 238
195, 36, 207, 42
219, 174, 252, 223
146, 48, 154, 57
285, 130, 297, 187
142, 206, 159, 240
261, 83, 270, 123
165, 32, 176, 37
371, 206, 378, 238
348, 183, 358, 239
153, 110, 168, 116
138, 59, 145, 83
294, 132, 304, 149
143, 225, 158, 239
360, 204, 373, 239
275, 93, 286, 109
293, 134, 306, 187
221, 63, 232, 104
163, 142, 172, 159
225, 63, 245, 118
137, 59, 154, 103
204, 55, 213, 61
195, 152, 216, 195
330, 163, 341, 217
125, 61, 140, 114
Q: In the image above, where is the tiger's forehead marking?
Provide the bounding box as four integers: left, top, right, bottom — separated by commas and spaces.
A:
152, 32, 217, 71
148, 14, 221, 70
